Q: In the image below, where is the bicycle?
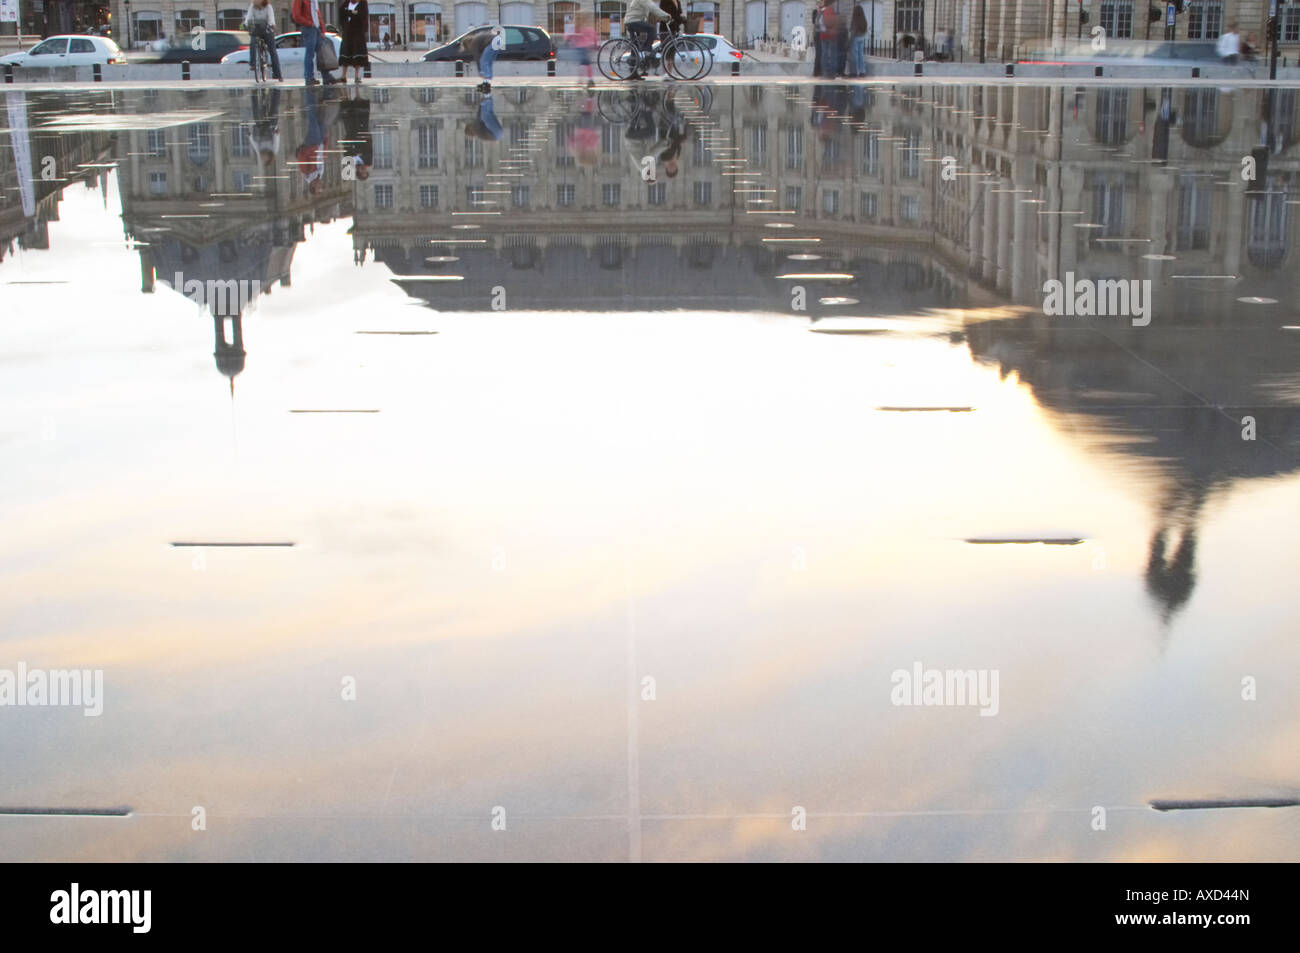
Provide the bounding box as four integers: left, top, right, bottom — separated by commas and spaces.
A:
249, 28, 272, 82
597, 26, 713, 82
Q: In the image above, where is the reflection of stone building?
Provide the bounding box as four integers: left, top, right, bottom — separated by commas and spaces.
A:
0, 91, 116, 264
114, 88, 352, 389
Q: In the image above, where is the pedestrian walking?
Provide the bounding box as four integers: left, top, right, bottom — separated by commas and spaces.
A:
1217, 22, 1240, 65
848, 3, 866, 76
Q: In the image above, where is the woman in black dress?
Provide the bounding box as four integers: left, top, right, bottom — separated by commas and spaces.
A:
339, 0, 370, 84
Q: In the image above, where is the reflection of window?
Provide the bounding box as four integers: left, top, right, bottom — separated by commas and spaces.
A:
745, 122, 767, 164
374, 184, 394, 208
554, 123, 575, 165
602, 183, 621, 205
895, 0, 923, 34
556, 183, 575, 206
693, 180, 712, 204
188, 124, 211, 164
600, 124, 619, 155
1182, 88, 1220, 147
464, 136, 483, 167
511, 184, 530, 207
785, 185, 801, 210
647, 182, 666, 205
233, 170, 252, 192
373, 128, 394, 169
1247, 177, 1289, 269
1094, 88, 1129, 145
1176, 175, 1211, 250
862, 132, 879, 175
782, 124, 802, 170
1089, 174, 1127, 238
415, 123, 439, 168
149, 171, 167, 196
900, 194, 920, 223
147, 128, 167, 158
420, 184, 439, 208
822, 190, 839, 215
1271, 89, 1297, 147
231, 125, 252, 157
900, 128, 921, 178
861, 192, 878, 219
1187, 1, 1223, 40
1098, 1, 1133, 39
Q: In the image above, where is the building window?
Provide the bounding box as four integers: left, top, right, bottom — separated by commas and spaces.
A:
556, 183, 576, 206
602, 182, 621, 205
896, 0, 923, 35
693, 180, 712, 205
175, 9, 203, 34
415, 123, 439, 168
148, 171, 167, 196
597, 1, 626, 38
647, 182, 666, 205
132, 11, 164, 43
899, 194, 921, 223
861, 192, 878, 218
1098, 1, 1133, 40
821, 190, 839, 215
217, 8, 243, 29
548, 1, 578, 36
1286, 8, 1300, 43
374, 184, 394, 208
511, 184, 531, 207
1186, 1, 1223, 40
420, 184, 439, 208
785, 185, 801, 210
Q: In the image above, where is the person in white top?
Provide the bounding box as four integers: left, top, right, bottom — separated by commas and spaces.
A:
243, 0, 282, 81
1216, 23, 1240, 65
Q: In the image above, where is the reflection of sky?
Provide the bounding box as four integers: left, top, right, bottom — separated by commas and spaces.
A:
2, 154, 1299, 863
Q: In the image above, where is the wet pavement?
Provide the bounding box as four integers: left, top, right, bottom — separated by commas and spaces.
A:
1, 81, 1298, 861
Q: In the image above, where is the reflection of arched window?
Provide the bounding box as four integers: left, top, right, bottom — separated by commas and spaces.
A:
1175, 174, 1212, 250
1247, 176, 1290, 269
506, 238, 540, 269
547, 1, 578, 36
188, 123, 212, 165
1181, 88, 1224, 148
1094, 88, 1129, 145
686, 239, 717, 269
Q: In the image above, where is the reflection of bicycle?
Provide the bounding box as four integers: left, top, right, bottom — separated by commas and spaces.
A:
249, 29, 272, 82
597, 29, 713, 81
596, 84, 712, 124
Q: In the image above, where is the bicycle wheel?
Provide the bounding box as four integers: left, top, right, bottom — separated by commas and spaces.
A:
597, 38, 641, 81
662, 36, 712, 81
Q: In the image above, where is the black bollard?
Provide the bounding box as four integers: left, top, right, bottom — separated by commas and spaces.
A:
1005, 63, 1014, 76
731, 59, 740, 76
1094, 65, 1102, 76
182, 60, 191, 80
914, 61, 922, 76
455, 60, 464, 77
3, 64, 12, 84
93, 62, 102, 82
547, 59, 556, 76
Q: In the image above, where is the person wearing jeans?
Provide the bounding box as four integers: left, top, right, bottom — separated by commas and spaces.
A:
243, 0, 283, 80
292, 0, 338, 85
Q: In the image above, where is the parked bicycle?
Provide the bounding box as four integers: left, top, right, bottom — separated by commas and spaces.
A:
597, 26, 713, 81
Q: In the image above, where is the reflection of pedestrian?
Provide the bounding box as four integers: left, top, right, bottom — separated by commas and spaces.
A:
339, 88, 372, 181
297, 87, 329, 194
464, 92, 503, 141
339, 0, 369, 83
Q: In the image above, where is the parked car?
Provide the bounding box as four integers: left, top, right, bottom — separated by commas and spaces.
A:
0, 34, 127, 67
422, 25, 554, 62
152, 30, 251, 64
681, 33, 743, 63
221, 31, 342, 67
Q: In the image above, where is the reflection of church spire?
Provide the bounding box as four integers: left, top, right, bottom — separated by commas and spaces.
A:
212, 307, 246, 395
1144, 484, 1210, 632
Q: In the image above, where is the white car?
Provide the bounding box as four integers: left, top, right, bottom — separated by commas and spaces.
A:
686, 33, 744, 64
221, 31, 342, 67
0, 34, 127, 67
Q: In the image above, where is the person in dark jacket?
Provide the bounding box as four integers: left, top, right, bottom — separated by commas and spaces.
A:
339, 0, 370, 84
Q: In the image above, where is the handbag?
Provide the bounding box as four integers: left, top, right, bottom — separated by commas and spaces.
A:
317, 37, 339, 71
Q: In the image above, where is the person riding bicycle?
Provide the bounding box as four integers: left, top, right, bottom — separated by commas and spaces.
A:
625, 0, 670, 77
243, 0, 284, 81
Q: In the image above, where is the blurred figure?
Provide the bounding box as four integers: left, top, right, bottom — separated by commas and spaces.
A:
1217, 23, 1240, 65
464, 91, 503, 141
461, 27, 498, 92
251, 86, 282, 167
817, 0, 841, 79
296, 86, 339, 194
339, 0, 370, 84
572, 12, 598, 86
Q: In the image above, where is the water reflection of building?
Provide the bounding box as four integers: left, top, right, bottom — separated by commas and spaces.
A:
0, 91, 116, 263
114, 88, 353, 390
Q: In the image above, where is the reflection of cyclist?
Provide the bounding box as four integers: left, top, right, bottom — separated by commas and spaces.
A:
625, 0, 669, 78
